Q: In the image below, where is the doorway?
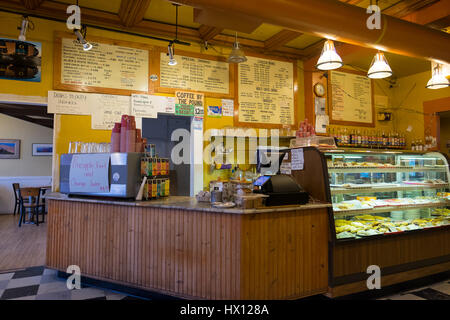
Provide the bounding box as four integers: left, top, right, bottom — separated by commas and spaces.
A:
142, 114, 191, 196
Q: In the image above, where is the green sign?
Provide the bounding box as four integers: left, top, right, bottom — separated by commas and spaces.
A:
175, 104, 194, 116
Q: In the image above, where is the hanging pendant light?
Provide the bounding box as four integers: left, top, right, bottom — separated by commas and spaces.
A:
18, 16, 29, 41
167, 42, 177, 66
367, 51, 392, 79
228, 33, 247, 64
426, 61, 450, 89
74, 28, 92, 51
316, 40, 343, 70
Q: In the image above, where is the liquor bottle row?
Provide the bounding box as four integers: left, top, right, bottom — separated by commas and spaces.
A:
328, 128, 406, 149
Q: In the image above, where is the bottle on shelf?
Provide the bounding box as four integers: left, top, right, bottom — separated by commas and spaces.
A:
382, 131, 387, 148
357, 130, 362, 147
411, 140, 416, 151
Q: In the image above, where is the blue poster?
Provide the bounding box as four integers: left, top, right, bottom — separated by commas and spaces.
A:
0, 38, 42, 82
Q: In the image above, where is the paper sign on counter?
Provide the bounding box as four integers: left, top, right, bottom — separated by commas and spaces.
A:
131, 94, 161, 118
69, 154, 110, 193
291, 148, 304, 170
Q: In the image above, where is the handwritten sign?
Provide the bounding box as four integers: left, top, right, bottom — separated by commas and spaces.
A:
175, 91, 204, 117
291, 148, 304, 170
238, 56, 294, 125
330, 70, 373, 125
60, 37, 149, 92
91, 94, 131, 130
160, 53, 229, 94
47, 90, 90, 115
222, 99, 234, 117
69, 154, 110, 193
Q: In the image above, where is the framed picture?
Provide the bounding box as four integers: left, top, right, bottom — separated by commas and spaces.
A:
0, 139, 20, 159
32, 143, 53, 156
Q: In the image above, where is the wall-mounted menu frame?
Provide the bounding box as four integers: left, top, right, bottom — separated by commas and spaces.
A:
234, 52, 298, 129
53, 31, 151, 96
149, 46, 234, 99
328, 69, 375, 127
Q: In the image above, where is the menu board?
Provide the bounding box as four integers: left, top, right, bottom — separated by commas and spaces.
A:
237, 56, 294, 126
131, 94, 175, 118
160, 53, 229, 94
329, 70, 373, 125
57, 35, 149, 93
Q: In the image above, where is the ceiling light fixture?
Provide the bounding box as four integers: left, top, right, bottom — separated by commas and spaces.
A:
426, 61, 450, 89
367, 51, 392, 79
74, 26, 92, 51
167, 42, 177, 66
316, 39, 343, 70
18, 16, 29, 41
228, 32, 247, 64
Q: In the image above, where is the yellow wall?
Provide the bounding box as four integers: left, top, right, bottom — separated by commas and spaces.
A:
440, 117, 450, 158
390, 70, 450, 144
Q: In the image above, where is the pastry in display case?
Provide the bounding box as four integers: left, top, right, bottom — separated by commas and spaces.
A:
323, 150, 450, 240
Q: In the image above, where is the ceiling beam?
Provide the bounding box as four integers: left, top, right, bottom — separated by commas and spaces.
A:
264, 29, 302, 51
193, 7, 261, 34
198, 24, 222, 41
0, 112, 53, 128
118, 0, 152, 28
20, 0, 43, 10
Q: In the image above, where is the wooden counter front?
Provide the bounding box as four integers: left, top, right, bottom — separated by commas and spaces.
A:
46, 196, 330, 300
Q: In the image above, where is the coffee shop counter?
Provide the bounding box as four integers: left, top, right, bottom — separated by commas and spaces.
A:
45, 192, 331, 299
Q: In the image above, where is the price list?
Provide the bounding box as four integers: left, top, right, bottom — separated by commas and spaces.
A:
238, 56, 294, 125
330, 70, 372, 124
61, 38, 148, 92
160, 53, 229, 94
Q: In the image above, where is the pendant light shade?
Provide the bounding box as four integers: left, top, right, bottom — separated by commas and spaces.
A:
426, 61, 450, 89
368, 52, 392, 79
228, 33, 247, 64
167, 43, 177, 66
316, 40, 343, 70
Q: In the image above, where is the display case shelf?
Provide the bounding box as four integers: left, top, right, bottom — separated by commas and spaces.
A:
333, 201, 449, 217
330, 184, 449, 195
328, 166, 447, 173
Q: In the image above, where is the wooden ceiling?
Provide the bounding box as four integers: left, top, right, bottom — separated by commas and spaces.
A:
0, 0, 448, 62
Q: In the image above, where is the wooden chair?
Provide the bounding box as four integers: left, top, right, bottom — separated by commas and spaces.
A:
12, 183, 20, 215
18, 187, 45, 227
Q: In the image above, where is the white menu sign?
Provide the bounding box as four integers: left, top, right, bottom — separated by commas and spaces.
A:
47, 90, 90, 115
291, 148, 304, 170
69, 154, 110, 193
91, 94, 131, 130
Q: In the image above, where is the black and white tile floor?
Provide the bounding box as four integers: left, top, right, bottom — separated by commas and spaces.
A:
0, 266, 449, 300
0, 266, 144, 300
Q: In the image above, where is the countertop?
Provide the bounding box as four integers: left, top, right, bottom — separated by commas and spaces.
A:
46, 192, 331, 214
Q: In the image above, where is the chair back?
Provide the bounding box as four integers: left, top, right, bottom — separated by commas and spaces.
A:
18, 187, 41, 205
12, 183, 19, 201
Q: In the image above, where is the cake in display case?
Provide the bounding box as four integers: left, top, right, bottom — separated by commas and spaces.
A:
323, 149, 450, 240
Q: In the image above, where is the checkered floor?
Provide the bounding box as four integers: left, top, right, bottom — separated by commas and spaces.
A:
0, 266, 449, 300
0, 266, 144, 300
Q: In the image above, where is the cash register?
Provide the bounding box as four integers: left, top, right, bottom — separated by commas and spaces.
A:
253, 174, 309, 206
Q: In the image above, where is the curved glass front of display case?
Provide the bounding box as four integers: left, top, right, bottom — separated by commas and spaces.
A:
324, 149, 450, 240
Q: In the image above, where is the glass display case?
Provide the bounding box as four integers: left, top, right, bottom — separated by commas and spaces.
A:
324, 149, 450, 240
